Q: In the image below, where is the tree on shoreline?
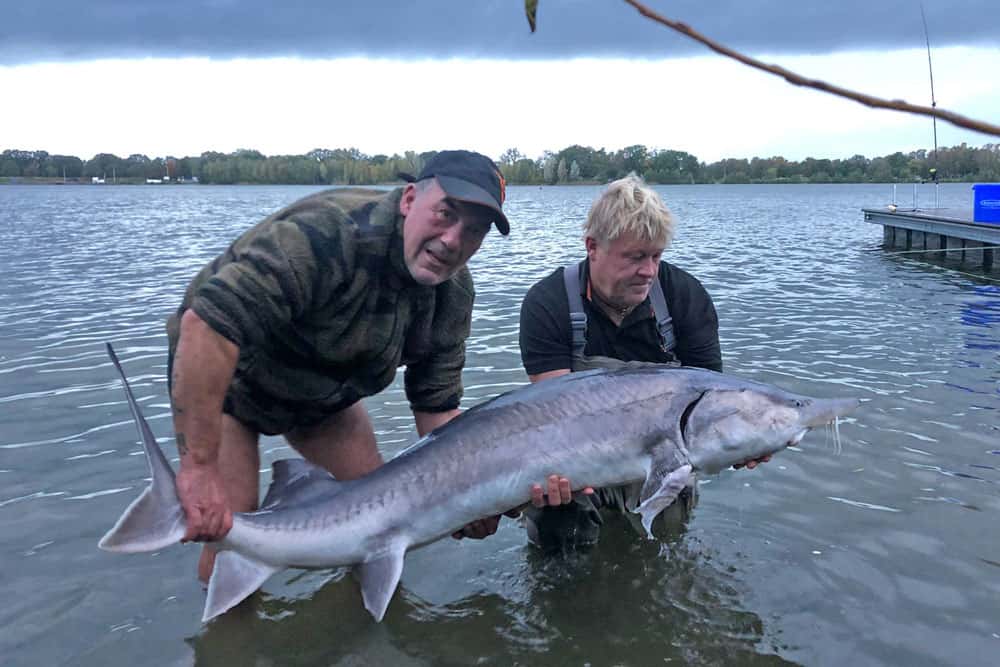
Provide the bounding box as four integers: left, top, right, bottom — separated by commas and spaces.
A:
2, 143, 998, 185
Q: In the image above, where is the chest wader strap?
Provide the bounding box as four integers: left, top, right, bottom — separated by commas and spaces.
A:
563, 262, 588, 360
564, 261, 678, 358
649, 276, 676, 354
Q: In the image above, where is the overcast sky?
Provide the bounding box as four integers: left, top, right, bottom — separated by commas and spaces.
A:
2, 1, 998, 162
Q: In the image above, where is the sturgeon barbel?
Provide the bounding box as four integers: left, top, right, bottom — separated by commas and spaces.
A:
99, 344, 859, 623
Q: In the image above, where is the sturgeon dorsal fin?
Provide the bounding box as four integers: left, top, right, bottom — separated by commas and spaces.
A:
635, 464, 693, 538
355, 538, 408, 622
203, 550, 279, 622
260, 458, 347, 510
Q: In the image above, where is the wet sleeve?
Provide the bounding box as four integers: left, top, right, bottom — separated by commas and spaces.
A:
672, 274, 723, 372
519, 277, 573, 376
404, 275, 473, 413
190, 218, 342, 349
523, 495, 604, 551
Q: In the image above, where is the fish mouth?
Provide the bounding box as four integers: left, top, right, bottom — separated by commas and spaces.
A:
788, 428, 810, 446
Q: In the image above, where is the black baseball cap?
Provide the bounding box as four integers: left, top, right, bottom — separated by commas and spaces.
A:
400, 150, 510, 235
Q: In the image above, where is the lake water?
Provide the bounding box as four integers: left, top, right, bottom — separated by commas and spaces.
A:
1, 182, 997, 666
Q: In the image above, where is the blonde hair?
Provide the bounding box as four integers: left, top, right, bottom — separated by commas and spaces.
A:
583, 173, 675, 247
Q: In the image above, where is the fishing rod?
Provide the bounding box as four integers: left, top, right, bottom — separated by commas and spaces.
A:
921, 2, 939, 208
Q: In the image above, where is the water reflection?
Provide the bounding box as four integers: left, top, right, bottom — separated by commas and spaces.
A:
960, 285, 1000, 353
2, 183, 999, 666
189, 518, 794, 666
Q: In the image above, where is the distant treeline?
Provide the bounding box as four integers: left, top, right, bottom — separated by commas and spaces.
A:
3, 143, 999, 185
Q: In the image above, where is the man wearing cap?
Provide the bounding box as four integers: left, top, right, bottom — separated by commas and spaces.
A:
167, 150, 526, 582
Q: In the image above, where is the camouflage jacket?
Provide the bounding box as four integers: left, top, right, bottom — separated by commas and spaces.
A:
167, 187, 473, 435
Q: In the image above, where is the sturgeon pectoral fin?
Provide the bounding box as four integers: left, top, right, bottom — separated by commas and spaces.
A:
355, 540, 407, 622
635, 464, 693, 539
203, 551, 279, 623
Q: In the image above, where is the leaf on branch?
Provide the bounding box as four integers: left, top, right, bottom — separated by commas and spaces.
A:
525, 0, 538, 32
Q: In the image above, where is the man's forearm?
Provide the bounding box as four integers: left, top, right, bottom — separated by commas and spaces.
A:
528, 368, 570, 384
172, 309, 240, 466
414, 408, 461, 437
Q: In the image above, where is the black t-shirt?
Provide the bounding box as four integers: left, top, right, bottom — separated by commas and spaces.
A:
519, 261, 722, 375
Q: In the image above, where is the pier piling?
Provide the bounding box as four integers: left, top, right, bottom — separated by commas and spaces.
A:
864, 207, 999, 272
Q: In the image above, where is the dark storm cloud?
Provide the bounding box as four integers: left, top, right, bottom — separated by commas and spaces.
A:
3, 1, 998, 64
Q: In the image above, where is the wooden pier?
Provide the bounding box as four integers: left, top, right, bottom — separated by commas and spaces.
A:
863, 207, 1000, 271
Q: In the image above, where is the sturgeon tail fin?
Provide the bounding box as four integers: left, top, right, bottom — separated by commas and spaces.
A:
98, 343, 186, 552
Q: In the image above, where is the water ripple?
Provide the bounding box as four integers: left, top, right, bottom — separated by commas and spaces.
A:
2, 183, 998, 666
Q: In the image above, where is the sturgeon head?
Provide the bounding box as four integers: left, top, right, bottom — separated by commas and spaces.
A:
678, 374, 861, 474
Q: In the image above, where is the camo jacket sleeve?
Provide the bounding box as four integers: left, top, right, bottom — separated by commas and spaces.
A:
403, 268, 474, 413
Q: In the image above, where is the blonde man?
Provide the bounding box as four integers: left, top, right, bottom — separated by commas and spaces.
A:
518, 174, 765, 551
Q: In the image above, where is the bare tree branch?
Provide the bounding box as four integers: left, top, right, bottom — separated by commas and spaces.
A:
622, 0, 1000, 138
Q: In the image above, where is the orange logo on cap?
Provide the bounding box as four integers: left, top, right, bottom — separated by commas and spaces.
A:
496, 169, 506, 204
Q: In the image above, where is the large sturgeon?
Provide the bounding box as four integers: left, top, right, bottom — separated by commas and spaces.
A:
99, 344, 859, 623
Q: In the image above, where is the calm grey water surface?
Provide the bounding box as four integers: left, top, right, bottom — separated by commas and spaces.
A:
1, 183, 998, 666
